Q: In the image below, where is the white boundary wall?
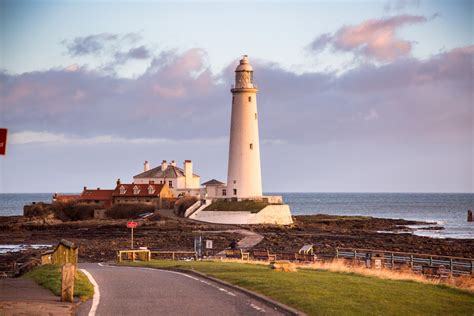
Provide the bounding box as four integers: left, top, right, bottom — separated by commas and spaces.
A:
191, 204, 293, 225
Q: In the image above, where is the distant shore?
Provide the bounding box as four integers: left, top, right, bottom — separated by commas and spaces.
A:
0, 213, 472, 264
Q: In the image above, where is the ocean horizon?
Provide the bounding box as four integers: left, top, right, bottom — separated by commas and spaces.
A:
1, 192, 473, 239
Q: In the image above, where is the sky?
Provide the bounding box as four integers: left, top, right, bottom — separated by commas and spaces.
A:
0, 0, 472, 193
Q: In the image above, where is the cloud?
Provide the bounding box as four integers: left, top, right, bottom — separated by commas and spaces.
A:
309, 15, 429, 62
1, 44, 472, 150
62, 32, 152, 75
364, 109, 379, 121
9, 131, 227, 146
62, 33, 120, 56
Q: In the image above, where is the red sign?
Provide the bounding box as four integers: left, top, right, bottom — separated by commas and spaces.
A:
127, 221, 138, 228
0, 128, 7, 156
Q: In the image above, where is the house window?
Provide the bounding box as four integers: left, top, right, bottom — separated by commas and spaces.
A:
233, 189, 237, 195
250, 143, 253, 150
248, 96, 251, 102
169, 180, 173, 188
148, 186, 155, 195
160, 180, 163, 184
222, 189, 227, 196
119, 186, 126, 195
133, 185, 140, 195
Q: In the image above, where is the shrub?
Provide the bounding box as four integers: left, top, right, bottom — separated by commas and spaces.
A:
51, 201, 95, 221
105, 203, 155, 219
23, 203, 53, 217
174, 196, 198, 217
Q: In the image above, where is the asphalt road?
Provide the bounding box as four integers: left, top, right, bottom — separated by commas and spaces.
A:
77, 263, 286, 316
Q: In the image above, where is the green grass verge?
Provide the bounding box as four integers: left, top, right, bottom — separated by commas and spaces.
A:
124, 260, 474, 316
203, 200, 269, 213
23, 264, 94, 301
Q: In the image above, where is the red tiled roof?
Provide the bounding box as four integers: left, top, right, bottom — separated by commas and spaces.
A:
54, 194, 81, 201
112, 183, 165, 197
80, 189, 114, 201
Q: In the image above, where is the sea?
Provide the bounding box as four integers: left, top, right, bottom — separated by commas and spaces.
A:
0, 192, 473, 240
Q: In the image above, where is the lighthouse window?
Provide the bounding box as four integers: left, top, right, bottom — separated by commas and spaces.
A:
233, 189, 237, 195
255, 113, 257, 119
250, 143, 253, 150
248, 96, 252, 102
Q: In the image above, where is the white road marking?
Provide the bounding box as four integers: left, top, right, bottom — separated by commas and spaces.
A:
144, 268, 238, 296
218, 287, 237, 297
80, 268, 100, 316
250, 303, 266, 313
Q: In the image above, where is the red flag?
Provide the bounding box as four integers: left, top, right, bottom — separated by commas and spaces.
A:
0, 128, 7, 156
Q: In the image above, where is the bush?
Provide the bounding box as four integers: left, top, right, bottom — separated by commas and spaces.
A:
23, 203, 53, 217
51, 201, 96, 221
105, 203, 155, 219
174, 196, 198, 217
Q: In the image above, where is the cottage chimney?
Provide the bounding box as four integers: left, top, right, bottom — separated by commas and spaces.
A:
184, 160, 193, 188
144, 160, 150, 172
83, 186, 87, 191
97, 187, 100, 190
117, 178, 121, 186
161, 160, 168, 171
171, 160, 176, 166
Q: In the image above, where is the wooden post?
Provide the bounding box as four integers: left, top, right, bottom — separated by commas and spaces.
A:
450, 258, 453, 273
471, 260, 474, 275
391, 253, 394, 269
410, 255, 414, 268
61, 263, 75, 302
131, 227, 134, 249
429, 256, 433, 266
336, 248, 339, 259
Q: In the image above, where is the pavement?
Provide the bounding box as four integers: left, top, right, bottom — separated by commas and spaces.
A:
0, 278, 74, 315
77, 262, 286, 316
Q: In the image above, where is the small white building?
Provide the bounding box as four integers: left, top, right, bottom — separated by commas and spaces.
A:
134, 160, 201, 197
202, 179, 227, 199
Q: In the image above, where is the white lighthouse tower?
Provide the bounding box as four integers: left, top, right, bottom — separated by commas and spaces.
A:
226, 55, 262, 198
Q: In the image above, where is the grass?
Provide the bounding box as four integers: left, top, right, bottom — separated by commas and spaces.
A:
124, 260, 474, 316
204, 200, 268, 213
23, 264, 94, 301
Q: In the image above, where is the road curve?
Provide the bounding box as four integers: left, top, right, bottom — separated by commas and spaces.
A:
77, 263, 286, 316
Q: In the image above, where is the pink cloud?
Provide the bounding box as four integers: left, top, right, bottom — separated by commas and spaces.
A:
310, 15, 428, 62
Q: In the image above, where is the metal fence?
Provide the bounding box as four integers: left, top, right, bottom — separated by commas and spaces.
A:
335, 248, 474, 276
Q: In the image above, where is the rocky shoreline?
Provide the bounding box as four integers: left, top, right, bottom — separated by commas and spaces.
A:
0, 214, 472, 264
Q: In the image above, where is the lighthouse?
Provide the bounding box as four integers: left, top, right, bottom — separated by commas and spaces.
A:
226, 55, 262, 198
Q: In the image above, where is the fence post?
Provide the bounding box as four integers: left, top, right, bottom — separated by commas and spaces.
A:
354, 250, 357, 264
471, 260, 474, 275
391, 253, 394, 269
61, 263, 75, 302
410, 255, 414, 268
336, 248, 339, 259
429, 256, 433, 266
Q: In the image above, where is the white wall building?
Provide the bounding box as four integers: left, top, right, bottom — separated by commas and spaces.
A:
226, 55, 263, 198
134, 160, 201, 197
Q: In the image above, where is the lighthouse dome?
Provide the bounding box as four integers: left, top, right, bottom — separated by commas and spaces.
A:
235, 55, 253, 72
